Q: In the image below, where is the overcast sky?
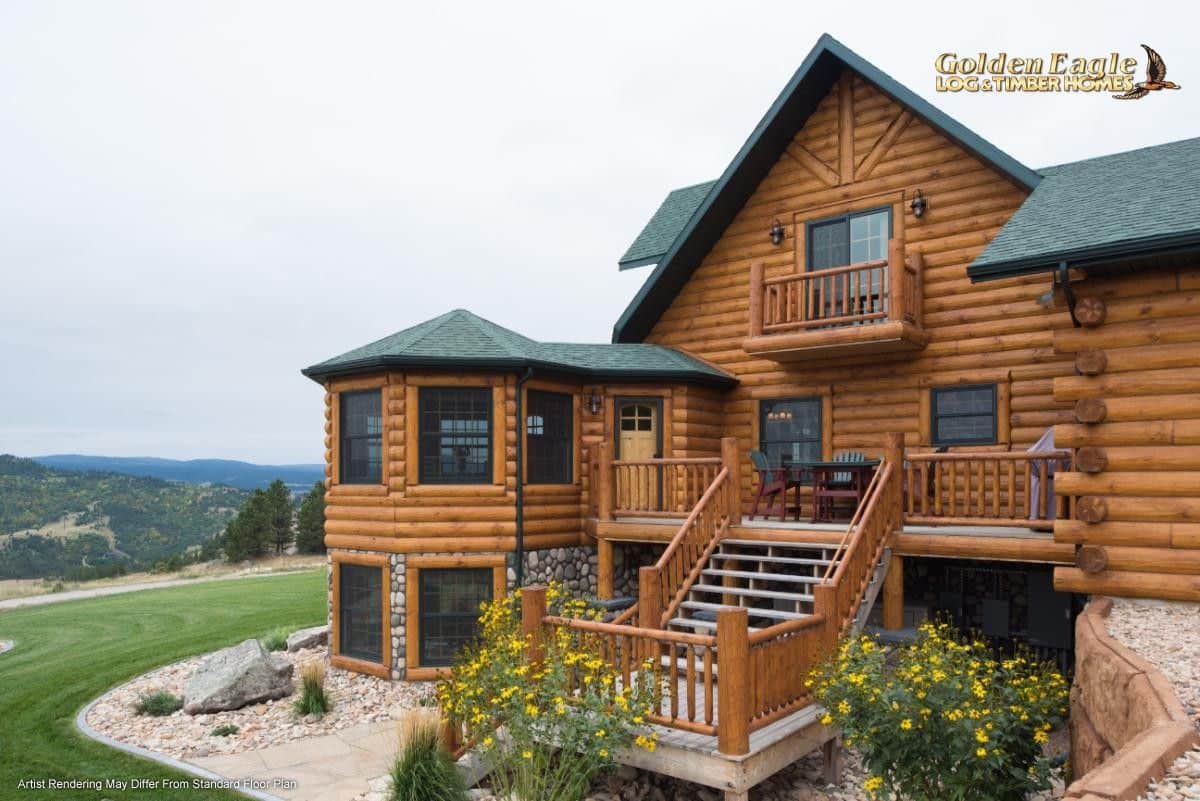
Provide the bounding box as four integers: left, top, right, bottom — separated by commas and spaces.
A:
0, 1, 1194, 464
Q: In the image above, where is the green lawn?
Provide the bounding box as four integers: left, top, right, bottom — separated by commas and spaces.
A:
0, 570, 326, 800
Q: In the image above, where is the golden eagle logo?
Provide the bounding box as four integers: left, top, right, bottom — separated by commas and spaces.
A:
1113, 44, 1182, 99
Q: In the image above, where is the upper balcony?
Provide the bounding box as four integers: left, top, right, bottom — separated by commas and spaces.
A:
743, 238, 928, 361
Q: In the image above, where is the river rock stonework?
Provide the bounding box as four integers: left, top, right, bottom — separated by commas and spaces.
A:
612, 543, 664, 599
522, 546, 597, 595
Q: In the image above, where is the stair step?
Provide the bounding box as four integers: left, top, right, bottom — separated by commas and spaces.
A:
713, 551, 832, 567
682, 600, 808, 621
667, 617, 762, 633
690, 583, 814, 602
702, 567, 824, 584
721, 539, 838, 551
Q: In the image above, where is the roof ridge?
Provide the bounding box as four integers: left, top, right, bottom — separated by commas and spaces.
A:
1038, 135, 1200, 172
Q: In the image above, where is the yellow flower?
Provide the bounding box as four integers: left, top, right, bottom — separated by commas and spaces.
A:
1034, 729, 1049, 744
820, 713, 833, 726
599, 748, 609, 757
899, 719, 912, 730
482, 736, 494, 748
595, 729, 606, 738
522, 750, 533, 760
976, 747, 988, 758
863, 776, 883, 796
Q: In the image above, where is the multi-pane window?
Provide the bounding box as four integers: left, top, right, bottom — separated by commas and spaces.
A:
419, 387, 492, 484
338, 563, 383, 663
340, 390, 383, 484
526, 390, 573, 484
418, 568, 493, 667
806, 207, 892, 320
932, 384, 998, 446
759, 397, 822, 467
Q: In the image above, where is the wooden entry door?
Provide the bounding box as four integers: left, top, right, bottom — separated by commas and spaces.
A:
617, 400, 660, 511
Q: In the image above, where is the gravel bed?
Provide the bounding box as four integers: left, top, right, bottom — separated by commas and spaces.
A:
1105, 598, 1200, 801
86, 645, 432, 760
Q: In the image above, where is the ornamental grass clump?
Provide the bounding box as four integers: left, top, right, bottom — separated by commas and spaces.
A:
437, 583, 660, 801
293, 660, 332, 717
809, 622, 1068, 801
389, 707, 467, 801
134, 690, 182, 717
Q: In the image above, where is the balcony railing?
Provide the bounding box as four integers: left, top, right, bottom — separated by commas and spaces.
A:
745, 238, 925, 359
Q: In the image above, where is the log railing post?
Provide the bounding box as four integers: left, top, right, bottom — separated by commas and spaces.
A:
909, 250, 924, 329
597, 538, 614, 600
521, 585, 548, 667
638, 566, 663, 631
597, 441, 613, 521
887, 239, 905, 323
720, 436, 741, 522
716, 607, 751, 756
439, 715, 462, 756
749, 261, 764, 337
883, 432, 904, 524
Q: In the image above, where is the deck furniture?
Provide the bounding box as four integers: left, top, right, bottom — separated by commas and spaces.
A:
748, 450, 805, 521
805, 453, 879, 523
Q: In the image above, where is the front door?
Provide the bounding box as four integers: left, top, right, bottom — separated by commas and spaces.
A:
616, 400, 660, 510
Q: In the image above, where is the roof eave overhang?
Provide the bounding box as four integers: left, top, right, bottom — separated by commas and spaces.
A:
301, 356, 737, 388
968, 231, 1200, 282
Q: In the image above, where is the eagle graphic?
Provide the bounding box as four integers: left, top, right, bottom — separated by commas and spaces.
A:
1113, 44, 1182, 99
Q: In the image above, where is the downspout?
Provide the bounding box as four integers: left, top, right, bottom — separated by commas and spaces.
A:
1058, 261, 1082, 328
514, 367, 534, 587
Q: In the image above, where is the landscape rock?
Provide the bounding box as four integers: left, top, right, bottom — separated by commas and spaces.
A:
286, 625, 329, 652
183, 638, 294, 714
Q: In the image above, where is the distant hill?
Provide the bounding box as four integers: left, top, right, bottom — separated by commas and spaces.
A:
32, 454, 323, 492
0, 454, 248, 579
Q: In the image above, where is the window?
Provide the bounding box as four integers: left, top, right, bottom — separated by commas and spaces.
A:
340, 390, 383, 484
338, 563, 383, 663
418, 568, 493, 667
419, 387, 492, 484
759, 398, 822, 467
527, 390, 573, 484
931, 384, 998, 446
807, 206, 892, 270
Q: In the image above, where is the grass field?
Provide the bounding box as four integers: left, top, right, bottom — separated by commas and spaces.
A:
0, 569, 325, 800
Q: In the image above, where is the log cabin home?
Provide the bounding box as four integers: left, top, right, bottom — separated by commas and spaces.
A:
302, 34, 1200, 799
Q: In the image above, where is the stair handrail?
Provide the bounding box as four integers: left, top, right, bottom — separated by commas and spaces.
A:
820, 460, 887, 583
645, 465, 733, 628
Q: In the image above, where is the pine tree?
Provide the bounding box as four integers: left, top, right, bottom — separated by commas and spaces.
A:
264, 479, 294, 554
295, 481, 326, 554
223, 490, 273, 561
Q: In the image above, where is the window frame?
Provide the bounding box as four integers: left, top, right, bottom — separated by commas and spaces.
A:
405, 555, 507, 680
805, 205, 893, 271
758, 397, 824, 468
930, 383, 999, 447
525, 389, 574, 485
417, 386, 493, 485
330, 551, 391, 678
339, 388, 384, 485
416, 567, 494, 668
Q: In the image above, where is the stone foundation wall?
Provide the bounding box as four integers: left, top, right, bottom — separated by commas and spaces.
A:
521, 546, 597, 596
612, 543, 664, 599
1065, 597, 1198, 800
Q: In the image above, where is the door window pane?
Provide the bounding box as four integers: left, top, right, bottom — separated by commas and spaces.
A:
338, 563, 383, 663
418, 568, 493, 667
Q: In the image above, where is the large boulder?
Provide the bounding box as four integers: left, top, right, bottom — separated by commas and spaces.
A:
286, 625, 329, 653
183, 639, 294, 714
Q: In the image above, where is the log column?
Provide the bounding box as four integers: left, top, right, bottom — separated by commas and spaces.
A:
596, 440, 613, 521
882, 554, 904, 631
721, 436, 741, 521
597, 539, 613, 600
716, 607, 751, 757
748, 261, 764, 337
521, 585, 548, 666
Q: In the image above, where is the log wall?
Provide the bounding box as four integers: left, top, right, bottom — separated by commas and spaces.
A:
642, 69, 1077, 507
1051, 268, 1200, 601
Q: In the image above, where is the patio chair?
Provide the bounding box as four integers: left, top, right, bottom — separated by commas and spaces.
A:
813, 451, 867, 522
748, 450, 793, 521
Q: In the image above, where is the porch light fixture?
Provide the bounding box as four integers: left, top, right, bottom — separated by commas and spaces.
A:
910, 189, 927, 219
769, 218, 785, 246
587, 393, 603, 416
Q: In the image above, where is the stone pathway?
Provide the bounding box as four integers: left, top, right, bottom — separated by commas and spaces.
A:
0, 568, 316, 611
190, 720, 398, 801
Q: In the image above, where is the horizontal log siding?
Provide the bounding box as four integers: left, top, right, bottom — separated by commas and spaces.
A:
642, 71, 1072, 508
1051, 269, 1200, 600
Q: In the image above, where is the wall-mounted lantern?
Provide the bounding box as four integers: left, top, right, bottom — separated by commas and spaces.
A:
587, 394, 603, 416
910, 189, 928, 219
769, 218, 785, 246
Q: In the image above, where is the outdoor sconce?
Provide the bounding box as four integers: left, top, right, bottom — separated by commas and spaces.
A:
587, 394, 603, 415
769, 218, 785, 246
910, 189, 927, 219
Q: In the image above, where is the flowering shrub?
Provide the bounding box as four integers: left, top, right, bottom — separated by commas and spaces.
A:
809, 622, 1068, 801
437, 584, 659, 801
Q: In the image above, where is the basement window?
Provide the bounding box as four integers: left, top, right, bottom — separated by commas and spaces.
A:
931, 384, 998, 446
418, 568, 493, 667
419, 387, 492, 484
337, 563, 384, 664
526, 390, 573, 484
340, 389, 383, 484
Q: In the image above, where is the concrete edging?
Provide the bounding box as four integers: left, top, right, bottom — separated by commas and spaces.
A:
74, 664, 287, 801
1066, 597, 1199, 801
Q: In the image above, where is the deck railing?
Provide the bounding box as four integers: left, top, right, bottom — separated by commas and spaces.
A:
902, 450, 1072, 530
749, 238, 921, 335
611, 457, 723, 517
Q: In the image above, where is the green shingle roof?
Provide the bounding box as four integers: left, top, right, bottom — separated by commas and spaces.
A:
619, 181, 717, 270
302, 309, 735, 385
970, 137, 1200, 281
